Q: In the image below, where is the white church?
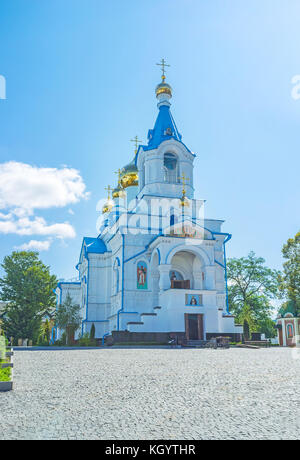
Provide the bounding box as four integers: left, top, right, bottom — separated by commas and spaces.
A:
55, 63, 243, 345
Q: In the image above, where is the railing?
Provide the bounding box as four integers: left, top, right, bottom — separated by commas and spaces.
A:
171, 280, 190, 289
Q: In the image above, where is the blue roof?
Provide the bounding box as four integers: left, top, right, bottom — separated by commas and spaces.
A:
145, 105, 182, 151
82, 237, 107, 255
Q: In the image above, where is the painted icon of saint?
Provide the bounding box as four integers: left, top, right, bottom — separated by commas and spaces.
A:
137, 262, 147, 289
190, 296, 198, 306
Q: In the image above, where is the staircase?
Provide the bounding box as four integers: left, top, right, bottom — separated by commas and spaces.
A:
185, 340, 214, 348
127, 306, 162, 332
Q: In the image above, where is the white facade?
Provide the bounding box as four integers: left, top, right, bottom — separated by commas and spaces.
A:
56, 75, 242, 343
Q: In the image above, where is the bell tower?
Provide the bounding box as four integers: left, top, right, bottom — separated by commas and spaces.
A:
137, 60, 195, 200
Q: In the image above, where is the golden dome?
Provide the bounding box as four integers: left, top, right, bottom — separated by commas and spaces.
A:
102, 198, 114, 214
155, 81, 172, 98
112, 186, 125, 199
180, 196, 190, 207
120, 160, 138, 189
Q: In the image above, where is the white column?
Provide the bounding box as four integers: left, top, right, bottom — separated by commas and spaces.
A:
151, 272, 160, 306
294, 318, 299, 346
205, 266, 216, 290
158, 264, 171, 291
282, 319, 287, 347
193, 270, 203, 290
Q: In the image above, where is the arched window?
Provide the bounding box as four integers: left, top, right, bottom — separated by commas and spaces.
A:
164, 153, 178, 184
170, 214, 178, 227
113, 259, 120, 294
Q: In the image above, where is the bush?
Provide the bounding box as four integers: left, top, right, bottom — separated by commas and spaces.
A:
78, 333, 96, 347
53, 331, 67, 347
90, 323, 95, 340
0, 367, 11, 382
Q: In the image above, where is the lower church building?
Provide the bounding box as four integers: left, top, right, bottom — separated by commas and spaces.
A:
55, 67, 243, 345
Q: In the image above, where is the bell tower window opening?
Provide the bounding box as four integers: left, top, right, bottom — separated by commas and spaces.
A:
164, 153, 178, 184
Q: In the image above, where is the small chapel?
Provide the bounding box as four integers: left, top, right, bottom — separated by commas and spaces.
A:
55, 62, 243, 345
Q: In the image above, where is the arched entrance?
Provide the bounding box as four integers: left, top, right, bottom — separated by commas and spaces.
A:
169, 250, 205, 290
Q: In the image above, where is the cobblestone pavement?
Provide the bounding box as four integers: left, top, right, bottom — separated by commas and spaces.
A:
0, 348, 300, 440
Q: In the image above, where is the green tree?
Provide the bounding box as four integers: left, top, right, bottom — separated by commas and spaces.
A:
280, 231, 300, 315
55, 293, 81, 346
0, 251, 57, 343
228, 251, 280, 337
258, 317, 277, 339
90, 323, 95, 340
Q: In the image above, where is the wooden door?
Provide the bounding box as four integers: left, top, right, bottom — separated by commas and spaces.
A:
185, 314, 204, 340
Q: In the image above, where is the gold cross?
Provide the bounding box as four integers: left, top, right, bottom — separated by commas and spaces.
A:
105, 185, 113, 199
156, 58, 170, 81
178, 173, 189, 188
115, 169, 124, 187
130, 136, 143, 155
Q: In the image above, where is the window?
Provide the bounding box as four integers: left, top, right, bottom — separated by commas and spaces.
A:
164, 153, 178, 184
113, 259, 120, 294
170, 214, 178, 227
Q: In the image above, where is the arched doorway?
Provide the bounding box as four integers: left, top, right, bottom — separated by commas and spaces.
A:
169, 250, 204, 290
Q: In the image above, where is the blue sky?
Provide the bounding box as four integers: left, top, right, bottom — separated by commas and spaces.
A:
0, 0, 299, 280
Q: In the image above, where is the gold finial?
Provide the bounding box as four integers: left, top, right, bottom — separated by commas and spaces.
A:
105, 185, 113, 199
156, 58, 170, 82
103, 185, 114, 214
178, 173, 190, 207
115, 169, 124, 187
130, 136, 143, 155
178, 173, 189, 193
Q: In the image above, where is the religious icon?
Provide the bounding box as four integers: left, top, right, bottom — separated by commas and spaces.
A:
190, 296, 198, 306
137, 261, 148, 290
287, 324, 294, 339
185, 294, 202, 307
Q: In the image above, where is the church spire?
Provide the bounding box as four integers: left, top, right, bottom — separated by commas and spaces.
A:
155, 58, 172, 107
145, 59, 181, 150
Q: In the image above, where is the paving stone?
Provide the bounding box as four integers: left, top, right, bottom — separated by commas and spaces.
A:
0, 348, 299, 440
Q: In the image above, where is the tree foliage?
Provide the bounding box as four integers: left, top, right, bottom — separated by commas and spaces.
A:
90, 323, 95, 340
280, 231, 300, 315
0, 251, 57, 343
228, 251, 280, 337
55, 293, 81, 345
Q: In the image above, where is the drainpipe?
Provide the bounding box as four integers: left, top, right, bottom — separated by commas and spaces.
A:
102, 332, 110, 346
82, 251, 90, 335
223, 234, 232, 314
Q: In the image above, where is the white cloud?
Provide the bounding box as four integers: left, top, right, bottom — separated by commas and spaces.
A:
15, 239, 52, 252
0, 161, 90, 214
0, 216, 76, 239
0, 161, 89, 240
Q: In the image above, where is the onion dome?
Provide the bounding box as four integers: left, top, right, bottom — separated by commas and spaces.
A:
155, 80, 172, 99
102, 198, 114, 214
180, 195, 190, 208
120, 160, 138, 188
112, 186, 125, 199
102, 185, 115, 214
